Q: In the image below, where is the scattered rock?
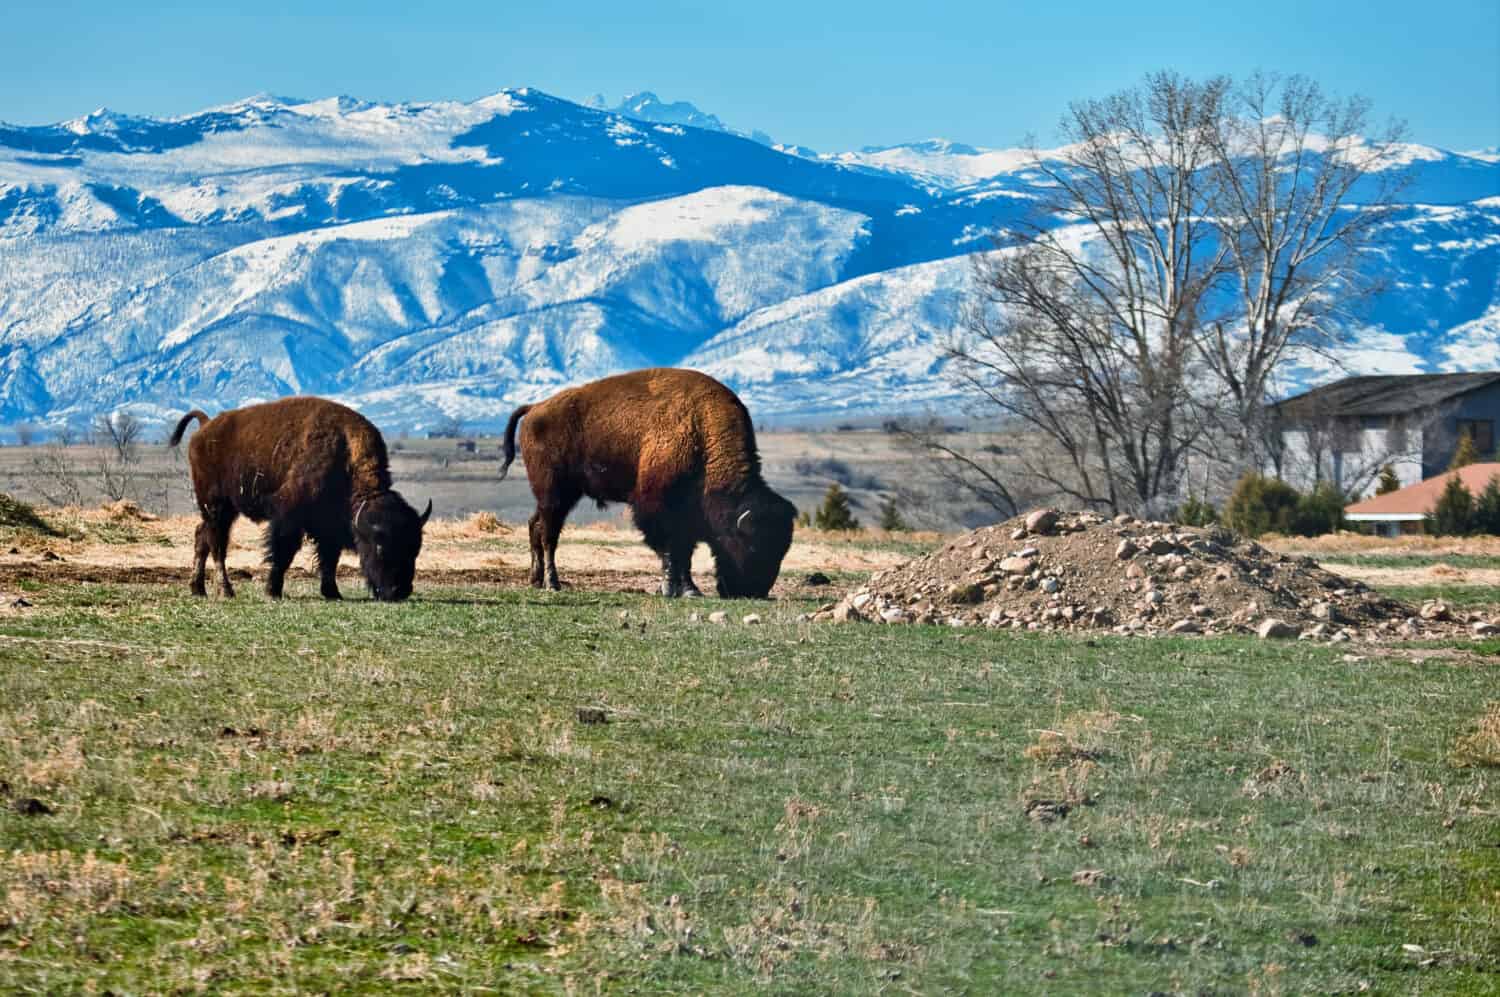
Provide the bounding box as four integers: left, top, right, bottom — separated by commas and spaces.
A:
741, 613, 763, 625
1420, 600, 1452, 622
13, 797, 53, 816
947, 582, 985, 605
1472, 621, 1497, 636
803, 571, 832, 586
1168, 619, 1202, 634
1024, 509, 1059, 534
1115, 539, 1138, 560
999, 557, 1032, 575
708, 610, 729, 625
1257, 619, 1300, 640
575, 708, 609, 725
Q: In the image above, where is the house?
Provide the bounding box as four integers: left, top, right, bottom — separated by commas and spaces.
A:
1344, 462, 1500, 536
1270, 372, 1500, 498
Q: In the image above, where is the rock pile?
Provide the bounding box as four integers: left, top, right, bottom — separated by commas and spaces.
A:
815, 510, 1483, 641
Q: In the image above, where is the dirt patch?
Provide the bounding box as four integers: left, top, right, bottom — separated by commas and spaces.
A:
817, 510, 1489, 641
0, 510, 917, 600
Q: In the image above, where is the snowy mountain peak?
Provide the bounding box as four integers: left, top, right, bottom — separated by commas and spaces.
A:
861, 138, 983, 156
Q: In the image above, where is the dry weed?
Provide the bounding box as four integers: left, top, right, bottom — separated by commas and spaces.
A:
1452, 702, 1500, 768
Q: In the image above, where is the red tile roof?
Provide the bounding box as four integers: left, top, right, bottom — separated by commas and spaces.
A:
1345, 463, 1500, 518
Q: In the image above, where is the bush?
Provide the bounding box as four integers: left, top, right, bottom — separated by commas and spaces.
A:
812, 484, 861, 531
0, 491, 64, 536
1287, 481, 1347, 537
1223, 474, 1302, 537
1172, 495, 1219, 527
1476, 475, 1500, 535
878, 496, 909, 532
1450, 433, 1480, 470
1430, 473, 1476, 536
1375, 465, 1401, 495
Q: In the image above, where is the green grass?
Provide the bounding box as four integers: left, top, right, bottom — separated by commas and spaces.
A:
1379, 584, 1500, 610
1, 581, 1497, 993
1318, 553, 1500, 571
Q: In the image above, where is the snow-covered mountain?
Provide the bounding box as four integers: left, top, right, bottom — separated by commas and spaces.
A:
0, 87, 1496, 432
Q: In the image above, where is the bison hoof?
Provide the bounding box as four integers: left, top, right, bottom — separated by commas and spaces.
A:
321, 589, 342, 601
190, 583, 207, 597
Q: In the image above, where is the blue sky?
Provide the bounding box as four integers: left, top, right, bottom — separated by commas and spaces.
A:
5, 0, 1497, 152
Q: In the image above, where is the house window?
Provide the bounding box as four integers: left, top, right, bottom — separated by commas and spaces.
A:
1359, 415, 1389, 430
1456, 419, 1494, 456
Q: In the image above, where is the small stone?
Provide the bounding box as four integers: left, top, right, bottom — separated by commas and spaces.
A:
880, 608, 908, 624
1147, 538, 1175, 555
1257, 619, 1299, 640
1025, 509, 1059, 534
1017, 546, 1040, 559
1168, 619, 1201, 634
1145, 590, 1165, 606
1010, 527, 1027, 541
1330, 630, 1353, 643
946, 582, 985, 604
709, 610, 730, 625
1115, 539, 1138, 560
1113, 513, 1134, 525
1191, 603, 1213, 617
1471, 621, 1497, 636
803, 571, 832, 586
999, 557, 1031, 575
1041, 577, 1061, 594
1172, 565, 1190, 579
852, 592, 874, 611
742, 613, 763, 625
575, 707, 609, 725
1125, 562, 1146, 579
1420, 600, 1452, 622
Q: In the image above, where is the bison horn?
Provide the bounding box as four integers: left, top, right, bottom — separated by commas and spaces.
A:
419, 499, 432, 526
736, 509, 753, 534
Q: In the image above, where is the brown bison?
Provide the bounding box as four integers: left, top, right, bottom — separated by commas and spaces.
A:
499, 368, 796, 598
169, 397, 431, 602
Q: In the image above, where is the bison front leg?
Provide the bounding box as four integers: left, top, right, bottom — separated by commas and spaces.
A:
263, 519, 304, 599
669, 537, 702, 598
312, 532, 344, 600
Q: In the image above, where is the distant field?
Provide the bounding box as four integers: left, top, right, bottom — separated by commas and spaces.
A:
0, 428, 1003, 531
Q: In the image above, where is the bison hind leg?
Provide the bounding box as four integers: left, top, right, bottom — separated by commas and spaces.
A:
191, 521, 212, 597
263, 519, 305, 600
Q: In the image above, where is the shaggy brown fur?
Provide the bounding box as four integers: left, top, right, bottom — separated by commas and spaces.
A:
500, 368, 796, 598
169, 396, 430, 601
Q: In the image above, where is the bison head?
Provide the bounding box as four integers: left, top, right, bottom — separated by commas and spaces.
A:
353, 492, 431, 601
710, 486, 796, 598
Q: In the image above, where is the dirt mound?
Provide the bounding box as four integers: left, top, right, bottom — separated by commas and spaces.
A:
817, 510, 1485, 641
102, 500, 157, 522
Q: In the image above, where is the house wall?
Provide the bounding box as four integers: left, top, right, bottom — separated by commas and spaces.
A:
1277, 426, 1424, 497
1422, 381, 1500, 478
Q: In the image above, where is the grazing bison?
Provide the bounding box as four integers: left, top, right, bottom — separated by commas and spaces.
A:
499, 368, 796, 598
168, 397, 431, 602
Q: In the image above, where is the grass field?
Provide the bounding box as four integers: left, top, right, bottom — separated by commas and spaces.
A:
2, 572, 1498, 993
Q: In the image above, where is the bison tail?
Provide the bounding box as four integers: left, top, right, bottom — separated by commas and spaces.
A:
498, 404, 533, 481
168, 410, 210, 448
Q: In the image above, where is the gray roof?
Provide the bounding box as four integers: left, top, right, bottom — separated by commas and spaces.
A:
1273, 372, 1500, 418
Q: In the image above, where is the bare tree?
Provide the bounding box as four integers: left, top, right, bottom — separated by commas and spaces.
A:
94, 411, 144, 463
1198, 72, 1408, 463
27, 445, 85, 508
927, 70, 1404, 515
948, 71, 1229, 514
889, 417, 1021, 519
